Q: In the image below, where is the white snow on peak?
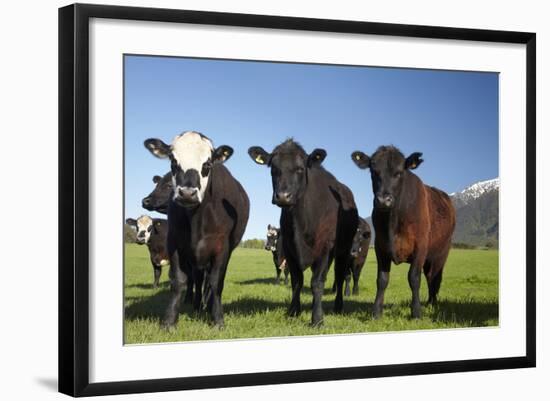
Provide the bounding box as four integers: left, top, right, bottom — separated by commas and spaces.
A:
450, 178, 499, 204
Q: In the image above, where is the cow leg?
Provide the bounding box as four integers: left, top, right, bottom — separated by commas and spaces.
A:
283, 268, 289, 285
310, 256, 330, 327
352, 264, 362, 296
344, 270, 351, 297
275, 266, 282, 284
208, 248, 230, 329
152, 265, 162, 288
162, 251, 188, 329
181, 258, 194, 305
333, 255, 349, 314
428, 268, 443, 305
192, 268, 204, 312
408, 262, 423, 319
288, 262, 303, 317
373, 254, 391, 319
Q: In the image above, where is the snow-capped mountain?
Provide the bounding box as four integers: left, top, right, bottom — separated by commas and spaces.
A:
450, 177, 499, 247
450, 178, 500, 208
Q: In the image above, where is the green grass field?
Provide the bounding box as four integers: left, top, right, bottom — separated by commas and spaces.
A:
124, 244, 498, 344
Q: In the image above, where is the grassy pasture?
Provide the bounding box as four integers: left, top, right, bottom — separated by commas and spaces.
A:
124, 244, 498, 344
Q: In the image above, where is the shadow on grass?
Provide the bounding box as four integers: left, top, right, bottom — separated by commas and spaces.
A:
429, 299, 498, 326
236, 277, 282, 285
126, 282, 170, 290
125, 288, 498, 328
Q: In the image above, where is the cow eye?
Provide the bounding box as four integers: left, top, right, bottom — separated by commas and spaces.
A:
201, 161, 212, 177
170, 160, 179, 174
147, 226, 153, 232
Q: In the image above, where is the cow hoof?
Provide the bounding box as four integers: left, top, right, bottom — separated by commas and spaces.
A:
310, 319, 324, 328
213, 321, 225, 330
288, 307, 301, 317
372, 309, 383, 320
411, 307, 422, 319
160, 321, 177, 332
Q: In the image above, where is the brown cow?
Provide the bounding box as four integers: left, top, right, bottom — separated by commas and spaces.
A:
351, 146, 455, 319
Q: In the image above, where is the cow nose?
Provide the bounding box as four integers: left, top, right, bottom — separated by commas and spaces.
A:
376, 193, 394, 207
274, 191, 292, 205
176, 187, 199, 205
178, 187, 197, 198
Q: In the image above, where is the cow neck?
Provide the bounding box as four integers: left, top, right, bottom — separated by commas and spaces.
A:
289, 171, 321, 242
380, 171, 420, 261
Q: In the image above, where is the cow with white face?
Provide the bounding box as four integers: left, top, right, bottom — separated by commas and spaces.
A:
145, 131, 233, 208
145, 131, 250, 329
125, 216, 169, 288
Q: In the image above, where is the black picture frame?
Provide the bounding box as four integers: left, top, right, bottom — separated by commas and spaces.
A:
58, 3, 536, 397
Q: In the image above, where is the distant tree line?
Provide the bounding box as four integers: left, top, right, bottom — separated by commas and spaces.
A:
452, 240, 498, 250
240, 239, 265, 249
124, 224, 137, 243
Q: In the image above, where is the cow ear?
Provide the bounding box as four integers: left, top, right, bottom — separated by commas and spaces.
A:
351, 151, 370, 169
405, 152, 423, 170
152, 175, 162, 184
212, 145, 234, 164
308, 148, 327, 167
268, 224, 272, 230
248, 146, 271, 166
144, 138, 171, 159
125, 218, 137, 227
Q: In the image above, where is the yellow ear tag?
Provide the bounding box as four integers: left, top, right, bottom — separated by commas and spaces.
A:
411, 163, 416, 168
223, 150, 229, 156
316, 154, 321, 160
355, 154, 361, 160
255, 155, 264, 164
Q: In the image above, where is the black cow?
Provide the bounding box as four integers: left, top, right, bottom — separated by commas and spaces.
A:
249, 139, 358, 326
145, 131, 249, 329
352, 146, 455, 318
125, 215, 169, 288
265, 225, 288, 284
347, 217, 371, 295
142, 173, 172, 214
331, 217, 371, 296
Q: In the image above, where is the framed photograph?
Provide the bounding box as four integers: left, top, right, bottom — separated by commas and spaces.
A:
58, 3, 536, 397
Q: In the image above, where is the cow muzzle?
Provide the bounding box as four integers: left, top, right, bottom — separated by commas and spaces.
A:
142, 196, 154, 210
272, 191, 293, 207
375, 193, 394, 209
174, 186, 200, 207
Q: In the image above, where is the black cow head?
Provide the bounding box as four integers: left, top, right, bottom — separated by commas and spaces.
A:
144, 131, 233, 208
351, 146, 423, 210
248, 139, 326, 207
142, 173, 172, 214
265, 224, 280, 251
126, 215, 156, 245
350, 219, 371, 257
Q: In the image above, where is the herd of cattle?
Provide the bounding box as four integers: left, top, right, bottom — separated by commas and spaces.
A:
126, 131, 456, 329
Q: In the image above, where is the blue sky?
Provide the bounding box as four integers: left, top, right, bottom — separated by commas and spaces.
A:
124, 55, 498, 240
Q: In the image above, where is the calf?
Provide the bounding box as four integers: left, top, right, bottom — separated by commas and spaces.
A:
331, 217, 371, 296
352, 146, 455, 318
347, 217, 371, 295
125, 215, 169, 288
265, 225, 288, 284
249, 139, 358, 326
142, 173, 172, 214
145, 131, 249, 329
